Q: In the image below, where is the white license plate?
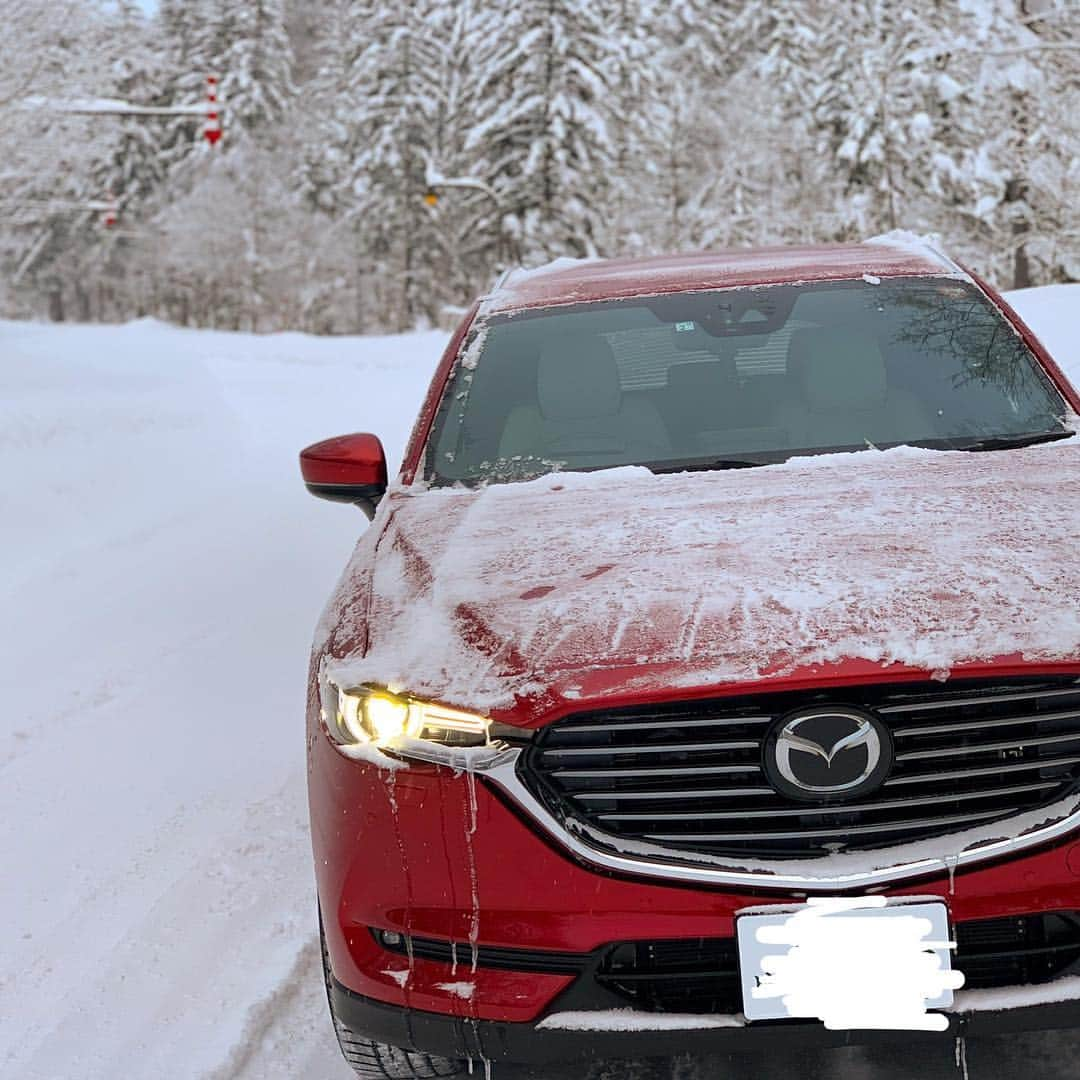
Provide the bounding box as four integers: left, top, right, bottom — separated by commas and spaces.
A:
736, 898, 960, 1029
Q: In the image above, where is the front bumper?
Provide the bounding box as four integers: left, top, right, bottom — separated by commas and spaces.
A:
327, 971, 1080, 1065
311, 737, 1080, 1025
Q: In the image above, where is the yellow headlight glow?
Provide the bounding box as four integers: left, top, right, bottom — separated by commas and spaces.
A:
364, 693, 413, 741
329, 683, 490, 749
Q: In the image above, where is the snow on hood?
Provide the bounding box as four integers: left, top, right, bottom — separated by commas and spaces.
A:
326, 439, 1080, 714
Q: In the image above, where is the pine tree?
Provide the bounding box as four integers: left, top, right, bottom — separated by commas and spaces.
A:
223, 0, 296, 135
343, 0, 449, 328
468, 0, 619, 262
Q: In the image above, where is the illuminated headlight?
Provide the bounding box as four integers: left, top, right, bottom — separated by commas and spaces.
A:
320, 681, 491, 749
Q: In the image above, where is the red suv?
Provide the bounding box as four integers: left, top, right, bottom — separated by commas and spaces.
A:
301, 238, 1080, 1078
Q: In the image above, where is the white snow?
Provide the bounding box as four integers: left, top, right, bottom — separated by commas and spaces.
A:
0, 317, 447, 1080
1006, 285, 1080, 389
954, 974, 1080, 1013
864, 229, 964, 276
536, 1008, 745, 1032
329, 437, 1080, 714
1, 284, 1078, 1078
498, 255, 605, 288
19, 94, 217, 116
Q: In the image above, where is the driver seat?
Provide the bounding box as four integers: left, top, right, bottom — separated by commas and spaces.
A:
776, 327, 936, 448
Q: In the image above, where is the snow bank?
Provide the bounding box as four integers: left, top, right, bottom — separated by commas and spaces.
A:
1005, 284, 1080, 390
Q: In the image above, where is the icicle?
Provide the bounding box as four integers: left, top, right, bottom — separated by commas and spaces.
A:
386, 769, 414, 985
466, 768, 479, 837
462, 767, 481, 973
954, 1036, 969, 1080
945, 854, 958, 897
451, 940, 458, 976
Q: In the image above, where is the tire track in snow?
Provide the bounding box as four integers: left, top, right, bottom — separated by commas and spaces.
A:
204, 936, 351, 1080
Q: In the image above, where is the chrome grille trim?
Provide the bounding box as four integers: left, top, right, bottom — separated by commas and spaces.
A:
562, 715, 773, 734
540, 739, 761, 758
885, 755, 1080, 786
574, 786, 775, 802
878, 687, 1080, 714
895, 730, 1080, 762
552, 764, 761, 779
644, 808, 1008, 841
596, 782, 1058, 821
892, 708, 1080, 738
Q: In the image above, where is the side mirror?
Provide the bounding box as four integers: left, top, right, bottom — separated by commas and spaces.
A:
299, 433, 388, 519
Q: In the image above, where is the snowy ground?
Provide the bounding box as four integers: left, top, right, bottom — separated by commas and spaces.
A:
1, 286, 1078, 1080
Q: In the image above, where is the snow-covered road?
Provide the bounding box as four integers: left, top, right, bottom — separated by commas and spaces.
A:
1, 320, 444, 1079
2, 287, 1077, 1080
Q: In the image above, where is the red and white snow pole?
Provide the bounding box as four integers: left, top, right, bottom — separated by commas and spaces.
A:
204, 76, 222, 146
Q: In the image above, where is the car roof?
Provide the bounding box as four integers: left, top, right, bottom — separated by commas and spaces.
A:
481, 233, 966, 315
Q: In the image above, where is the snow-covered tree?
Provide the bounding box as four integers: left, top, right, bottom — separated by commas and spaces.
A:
340, 1, 459, 328
3, 0, 1078, 329
223, 0, 296, 135
468, 0, 619, 262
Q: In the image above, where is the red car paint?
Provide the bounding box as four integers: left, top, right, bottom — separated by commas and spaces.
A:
300, 433, 388, 488
306, 243, 1080, 1041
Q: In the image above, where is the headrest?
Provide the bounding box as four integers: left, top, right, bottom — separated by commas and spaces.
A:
788, 327, 887, 411
537, 334, 621, 421
667, 358, 738, 395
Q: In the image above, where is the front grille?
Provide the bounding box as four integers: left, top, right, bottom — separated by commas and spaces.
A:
597, 913, 1080, 1014
521, 676, 1080, 859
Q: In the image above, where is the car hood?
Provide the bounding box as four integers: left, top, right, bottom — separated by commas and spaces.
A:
323, 439, 1080, 718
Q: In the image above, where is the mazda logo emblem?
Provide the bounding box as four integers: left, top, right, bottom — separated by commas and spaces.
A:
763, 707, 893, 802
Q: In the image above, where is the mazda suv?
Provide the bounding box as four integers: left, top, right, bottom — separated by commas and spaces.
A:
300, 237, 1080, 1077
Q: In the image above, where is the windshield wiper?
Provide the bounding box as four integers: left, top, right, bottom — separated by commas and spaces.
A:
950, 430, 1073, 452
648, 457, 767, 474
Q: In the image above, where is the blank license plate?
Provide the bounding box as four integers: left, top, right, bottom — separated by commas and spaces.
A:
736, 899, 958, 1027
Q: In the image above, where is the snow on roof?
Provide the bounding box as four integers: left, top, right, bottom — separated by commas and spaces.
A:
482, 235, 965, 315
323, 438, 1080, 717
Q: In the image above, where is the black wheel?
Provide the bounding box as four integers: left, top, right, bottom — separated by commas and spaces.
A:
319, 911, 466, 1079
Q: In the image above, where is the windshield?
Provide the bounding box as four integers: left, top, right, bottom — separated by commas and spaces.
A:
426, 277, 1070, 485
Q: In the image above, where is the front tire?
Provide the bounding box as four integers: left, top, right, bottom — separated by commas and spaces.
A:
319, 915, 466, 1079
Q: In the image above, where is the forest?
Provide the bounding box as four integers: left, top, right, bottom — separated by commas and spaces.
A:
1, 0, 1077, 334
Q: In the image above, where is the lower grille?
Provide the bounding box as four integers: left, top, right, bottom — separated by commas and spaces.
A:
371, 929, 588, 974
521, 676, 1080, 859
598, 938, 742, 1014
597, 913, 1080, 1014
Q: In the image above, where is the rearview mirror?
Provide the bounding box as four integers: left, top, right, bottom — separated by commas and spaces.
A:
299, 433, 388, 519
